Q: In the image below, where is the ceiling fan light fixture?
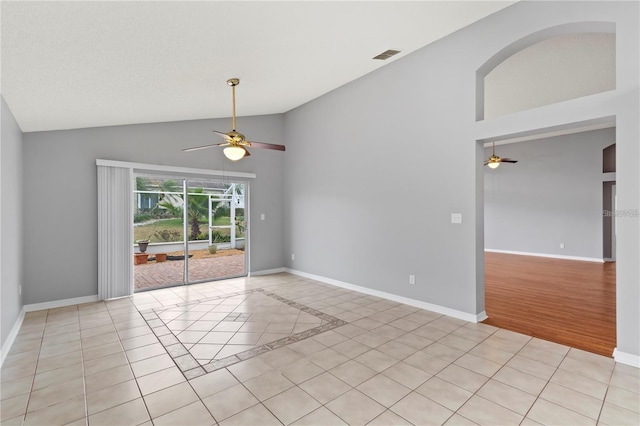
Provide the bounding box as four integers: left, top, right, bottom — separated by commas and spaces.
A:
488, 161, 500, 169
224, 146, 247, 161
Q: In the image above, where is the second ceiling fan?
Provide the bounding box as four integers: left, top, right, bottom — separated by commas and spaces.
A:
183, 78, 286, 161
484, 142, 517, 169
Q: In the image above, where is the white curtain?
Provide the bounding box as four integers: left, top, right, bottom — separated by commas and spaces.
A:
97, 164, 133, 299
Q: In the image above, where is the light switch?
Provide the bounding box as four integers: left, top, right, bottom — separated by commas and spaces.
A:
451, 213, 463, 224
260, 213, 265, 221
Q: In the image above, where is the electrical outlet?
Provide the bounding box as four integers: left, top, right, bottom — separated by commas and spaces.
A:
260, 213, 265, 221
560, 243, 565, 249
291, 253, 295, 260
409, 275, 415, 285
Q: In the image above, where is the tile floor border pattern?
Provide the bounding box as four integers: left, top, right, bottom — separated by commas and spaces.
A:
139, 288, 348, 379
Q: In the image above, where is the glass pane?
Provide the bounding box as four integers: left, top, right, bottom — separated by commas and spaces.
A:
133, 175, 185, 291
187, 179, 246, 282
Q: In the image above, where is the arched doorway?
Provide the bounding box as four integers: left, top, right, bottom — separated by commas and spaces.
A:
475, 23, 619, 356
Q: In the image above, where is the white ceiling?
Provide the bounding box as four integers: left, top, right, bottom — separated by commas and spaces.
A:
1, 1, 515, 133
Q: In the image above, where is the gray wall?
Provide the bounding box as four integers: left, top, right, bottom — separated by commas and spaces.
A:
1, 96, 24, 350
484, 128, 615, 259
283, 9, 489, 315
283, 0, 639, 358
23, 114, 284, 304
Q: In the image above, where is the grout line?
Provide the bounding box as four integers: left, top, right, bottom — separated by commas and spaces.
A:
513, 339, 562, 423
20, 310, 47, 424
595, 352, 617, 424
107, 300, 155, 425
78, 306, 91, 426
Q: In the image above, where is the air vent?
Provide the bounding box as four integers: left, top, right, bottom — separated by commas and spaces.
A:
373, 49, 401, 60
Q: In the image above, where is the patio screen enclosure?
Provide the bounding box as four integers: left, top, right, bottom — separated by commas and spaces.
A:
133, 173, 248, 290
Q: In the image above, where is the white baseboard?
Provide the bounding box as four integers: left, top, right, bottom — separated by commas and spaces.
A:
24, 294, 99, 312
249, 267, 286, 277
285, 268, 487, 323
1, 307, 26, 367
485, 249, 604, 263
613, 348, 640, 368
476, 311, 489, 322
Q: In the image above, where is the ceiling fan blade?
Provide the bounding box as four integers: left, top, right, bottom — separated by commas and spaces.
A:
501, 159, 518, 163
483, 160, 490, 165
212, 130, 231, 139
248, 141, 286, 151
182, 142, 227, 152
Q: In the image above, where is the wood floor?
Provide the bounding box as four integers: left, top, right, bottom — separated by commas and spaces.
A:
483, 252, 616, 357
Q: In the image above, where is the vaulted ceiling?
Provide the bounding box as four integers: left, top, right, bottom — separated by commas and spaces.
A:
1, 1, 515, 132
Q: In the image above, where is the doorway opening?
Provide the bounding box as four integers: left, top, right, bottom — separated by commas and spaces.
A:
481, 131, 617, 357
477, 24, 618, 357
133, 174, 247, 291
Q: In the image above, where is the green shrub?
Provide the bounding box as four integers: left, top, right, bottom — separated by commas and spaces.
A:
212, 230, 231, 243
134, 213, 152, 223
150, 209, 173, 219
216, 205, 231, 217
153, 229, 182, 242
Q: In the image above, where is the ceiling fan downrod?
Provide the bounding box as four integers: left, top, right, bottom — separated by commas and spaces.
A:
227, 78, 240, 131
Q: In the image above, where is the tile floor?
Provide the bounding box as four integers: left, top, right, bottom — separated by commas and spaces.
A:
1, 273, 639, 425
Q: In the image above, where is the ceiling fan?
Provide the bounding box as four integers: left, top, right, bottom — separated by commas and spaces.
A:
484, 142, 518, 169
183, 78, 286, 161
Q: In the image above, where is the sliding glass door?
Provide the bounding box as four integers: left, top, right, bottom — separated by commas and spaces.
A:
186, 179, 246, 283
133, 173, 247, 291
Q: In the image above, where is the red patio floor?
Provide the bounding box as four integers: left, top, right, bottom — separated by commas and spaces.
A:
134, 252, 245, 291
